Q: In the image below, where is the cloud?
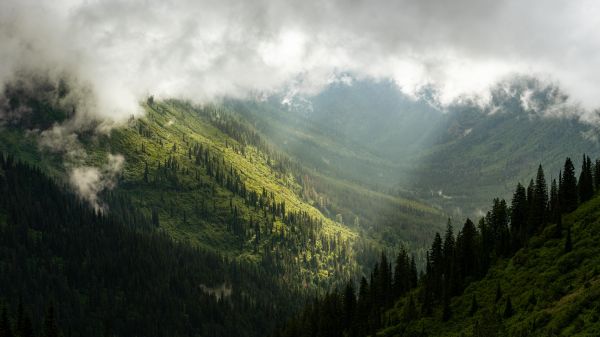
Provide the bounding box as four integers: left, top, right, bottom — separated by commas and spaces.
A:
69, 154, 125, 212
0, 0, 599, 120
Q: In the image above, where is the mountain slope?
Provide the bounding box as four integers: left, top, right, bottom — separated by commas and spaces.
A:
275, 156, 600, 337
228, 79, 600, 219
0, 155, 299, 337
379, 191, 600, 336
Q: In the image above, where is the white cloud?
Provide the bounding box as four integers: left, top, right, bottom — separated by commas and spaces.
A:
0, 0, 599, 119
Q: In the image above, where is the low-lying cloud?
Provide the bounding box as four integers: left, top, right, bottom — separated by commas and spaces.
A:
69, 154, 124, 211
1, 0, 599, 120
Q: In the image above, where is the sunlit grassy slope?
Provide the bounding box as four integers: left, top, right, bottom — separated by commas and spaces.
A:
379, 194, 600, 337
0, 99, 446, 290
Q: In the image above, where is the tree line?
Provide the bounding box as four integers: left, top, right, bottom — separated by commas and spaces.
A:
275, 154, 597, 337
0, 153, 303, 337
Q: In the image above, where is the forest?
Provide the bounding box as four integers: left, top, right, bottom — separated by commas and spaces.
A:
275, 155, 600, 337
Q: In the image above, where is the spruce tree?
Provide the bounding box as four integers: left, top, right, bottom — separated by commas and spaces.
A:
594, 159, 600, 190
342, 282, 356, 330
550, 178, 562, 237
579, 154, 594, 202
529, 165, 548, 234
430, 233, 444, 299
460, 218, 478, 281
442, 220, 456, 294
561, 157, 578, 213
510, 183, 528, 250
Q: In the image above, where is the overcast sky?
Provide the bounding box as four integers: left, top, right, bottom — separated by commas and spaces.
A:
1, 0, 599, 120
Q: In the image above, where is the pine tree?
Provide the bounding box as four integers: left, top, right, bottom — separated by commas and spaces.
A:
594, 159, 600, 190
529, 165, 548, 233
430, 233, 444, 299
549, 178, 562, 237
579, 154, 594, 202
342, 281, 356, 330
442, 220, 456, 294
393, 247, 409, 297
510, 183, 528, 250
561, 157, 579, 213
409, 256, 418, 289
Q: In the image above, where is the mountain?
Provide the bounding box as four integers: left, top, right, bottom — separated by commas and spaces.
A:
0, 91, 446, 336
228, 78, 600, 217
276, 156, 600, 337
0, 155, 299, 336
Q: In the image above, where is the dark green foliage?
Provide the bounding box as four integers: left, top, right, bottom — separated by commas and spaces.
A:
560, 157, 578, 213
495, 283, 503, 303
510, 183, 528, 250
549, 178, 562, 237
402, 295, 417, 322
0, 307, 13, 337
578, 154, 594, 203
503, 297, 514, 318
278, 154, 597, 337
565, 226, 573, 253
594, 159, 600, 190
43, 305, 59, 337
529, 165, 548, 233
469, 294, 479, 316
0, 154, 299, 337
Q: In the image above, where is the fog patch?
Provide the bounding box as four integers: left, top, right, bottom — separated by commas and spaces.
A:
200, 283, 232, 301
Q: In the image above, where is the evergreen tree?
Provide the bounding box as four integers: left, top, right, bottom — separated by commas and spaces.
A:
457, 218, 478, 283
430, 233, 444, 299
409, 256, 418, 289
594, 159, 600, 190
342, 282, 356, 330
393, 247, 409, 297
510, 183, 528, 250
529, 165, 548, 234
549, 178, 562, 237
561, 157, 578, 213
442, 220, 457, 294
579, 154, 594, 202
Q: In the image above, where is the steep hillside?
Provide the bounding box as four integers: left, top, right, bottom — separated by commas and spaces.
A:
228, 79, 600, 219
0, 154, 300, 337
0, 96, 446, 289
276, 156, 600, 337
378, 189, 600, 336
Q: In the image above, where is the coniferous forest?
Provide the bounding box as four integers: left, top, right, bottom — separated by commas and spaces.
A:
2, 2, 600, 336
275, 155, 600, 337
